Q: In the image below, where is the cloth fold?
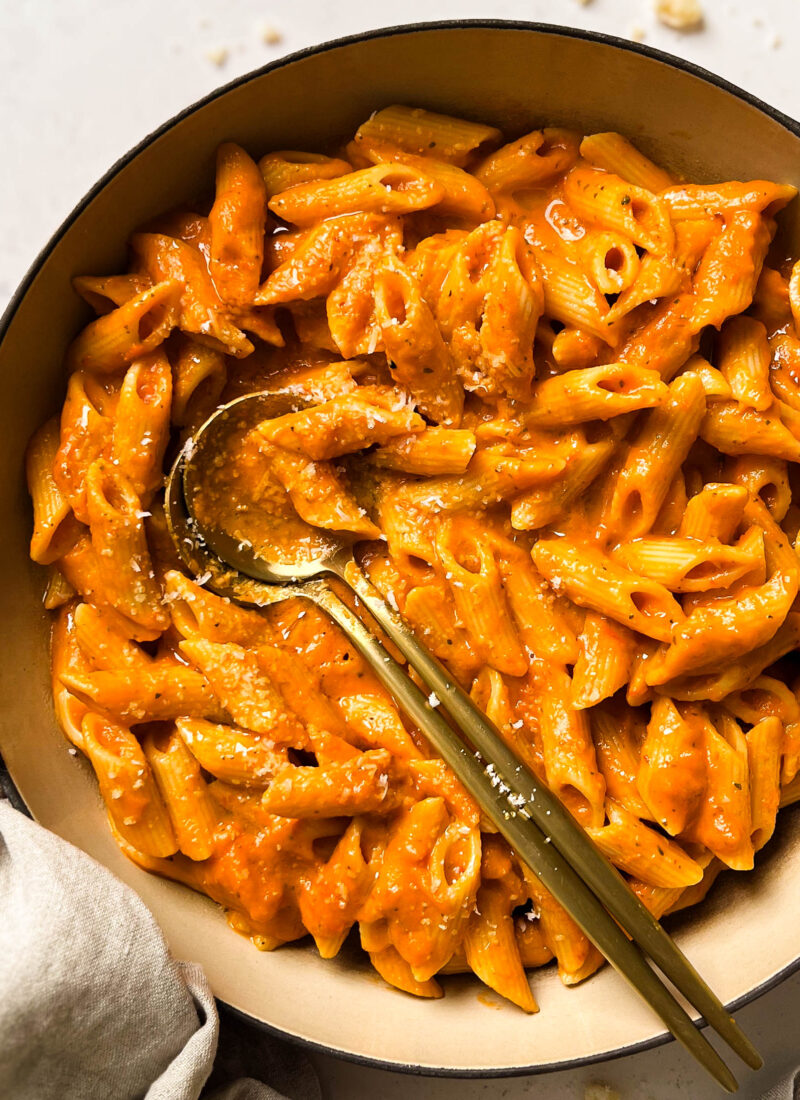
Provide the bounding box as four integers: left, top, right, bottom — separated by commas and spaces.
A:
0, 797, 319, 1100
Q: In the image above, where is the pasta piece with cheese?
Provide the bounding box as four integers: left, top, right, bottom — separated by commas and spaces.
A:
65, 279, 182, 373
297, 818, 376, 958
170, 337, 227, 429
176, 717, 288, 785
72, 602, 153, 671
464, 839, 538, 1013
111, 352, 172, 499
580, 229, 641, 296
179, 638, 307, 746
84, 459, 167, 633
662, 180, 797, 221
54, 371, 116, 524
143, 725, 221, 860
262, 751, 393, 818
82, 713, 178, 857
374, 264, 464, 425
360, 797, 480, 982
254, 389, 424, 460
132, 233, 254, 358
571, 612, 637, 709
255, 213, 401, 305
164, 570, 273, 646
368, 429, 476, 475
435, 519, 528, 677
524, 868, 601, 986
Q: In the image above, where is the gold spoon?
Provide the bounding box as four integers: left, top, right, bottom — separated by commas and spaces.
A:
164, 391, 760, 1091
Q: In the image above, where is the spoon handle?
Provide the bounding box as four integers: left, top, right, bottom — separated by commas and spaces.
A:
329, 557, 759, 1075
306, 575, 742, 1091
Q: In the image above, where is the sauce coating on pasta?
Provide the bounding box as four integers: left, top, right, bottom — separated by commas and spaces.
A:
27, 106, 800, 1012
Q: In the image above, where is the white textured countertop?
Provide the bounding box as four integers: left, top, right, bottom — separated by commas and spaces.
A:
2, 2, 800, 1097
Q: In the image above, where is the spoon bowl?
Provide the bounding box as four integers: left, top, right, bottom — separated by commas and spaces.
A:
179, 390, 353, 584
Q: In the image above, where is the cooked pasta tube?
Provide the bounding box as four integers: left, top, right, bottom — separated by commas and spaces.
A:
746, 716, 783, 851
143, 726, 221, 860
611, 527, 766, 593
297, 818, 375, 958
73, 602, 153, 670
355, 139, 495, 221
579, 132, 674, 192
678, 482, 748, 541
353, 105, 501, 167
581, 230, 640, 295
368, 429, 476, 475
84, 460, 167, 633
269, 163, 444, 226
639, 698, 715, 837
176, 718, 288, 785
254, 389, 424, 460
532, 538, 684, 643
600, 373, 707, 539
684, 710, 754, 871
26, 418, 75, 564
725, 454, 792, 522
563, 165, 673, 254
587, 802, 703, 888
571, 612, 637, 709
111, 352, 172, 499
524, 362, 667, 427
209, 142, 267, 306
533, 660, 606, 827
590, 704, 650, 818
464, 879, 538, 1013
258, 150, 352, 198
474, 128, 580, 191
163, 571, 273, 646
179, 638, 307, 746
262, 751, 393, 818
65, 279, 182, 373
54, 371, 115, 524
82, 713, 178, 857
374, 264, 464, 425
435, 520, 528, 677
132, 233, 254, 358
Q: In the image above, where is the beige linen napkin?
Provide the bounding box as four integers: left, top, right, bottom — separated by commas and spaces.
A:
0, 797, 320, 1100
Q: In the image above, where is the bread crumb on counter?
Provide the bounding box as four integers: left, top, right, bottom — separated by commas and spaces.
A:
204, 46, 229, 67
654, 0, 705, 31
261, 24, 283, 45
629, 25, 646, 42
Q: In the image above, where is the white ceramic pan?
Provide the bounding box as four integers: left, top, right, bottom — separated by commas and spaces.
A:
1, 20, 799, 1078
